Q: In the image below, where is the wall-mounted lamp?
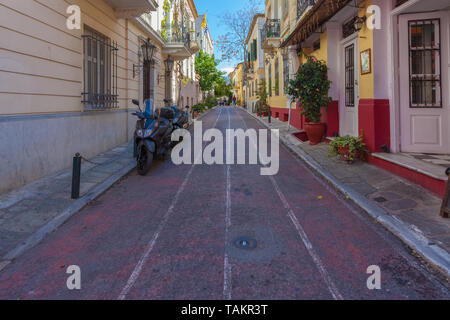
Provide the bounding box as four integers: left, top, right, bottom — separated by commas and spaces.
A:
133, 38, 156, 78
165, 56, 175, 74
354, 15, 367, 32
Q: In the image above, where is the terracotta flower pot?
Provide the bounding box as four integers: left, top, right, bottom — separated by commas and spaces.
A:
338, 146, 351, 161
194, 111, 198, 118
304, 122, 325, 146
338, 146, 360, 163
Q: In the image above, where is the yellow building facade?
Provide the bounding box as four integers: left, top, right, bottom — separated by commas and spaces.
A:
244, 14, 265, 112
230, 62, 244, 106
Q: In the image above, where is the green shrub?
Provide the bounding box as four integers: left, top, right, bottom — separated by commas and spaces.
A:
205, 96, 217, 108
329, 136, 370, 162
192, 104, 206, 113
286, 54, 331, 123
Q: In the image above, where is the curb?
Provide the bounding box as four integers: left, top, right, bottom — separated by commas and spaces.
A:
2, 161, 136, 263
244, 108, 450, 278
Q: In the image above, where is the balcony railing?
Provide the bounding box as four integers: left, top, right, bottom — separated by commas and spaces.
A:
262, 19, 281, 43
297, 0, 317, 20
166, 23, 192, 46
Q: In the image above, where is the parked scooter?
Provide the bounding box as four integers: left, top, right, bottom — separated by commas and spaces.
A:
171, 105, 189, 130
164, 101, 190, 148
132, 99, 174, 175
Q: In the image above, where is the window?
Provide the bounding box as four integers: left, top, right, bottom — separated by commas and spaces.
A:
274, 58, 280, 96
283, 53, 289, 93
82, 26, 118, 110
268, 65, 272, 97
345, 44, 355, 108
409, 19, 442, 108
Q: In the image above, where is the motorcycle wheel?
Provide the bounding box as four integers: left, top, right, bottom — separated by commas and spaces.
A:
137, 143, 153, 176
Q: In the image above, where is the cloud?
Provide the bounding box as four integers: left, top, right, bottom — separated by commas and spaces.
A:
220, 67, 235, 74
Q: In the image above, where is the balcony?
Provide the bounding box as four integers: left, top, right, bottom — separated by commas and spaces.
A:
297, 0, 317, 20
245, 62, 256, 80
162, 24, 199, 60
105, 0, 158, 18
261, 19, 281, 53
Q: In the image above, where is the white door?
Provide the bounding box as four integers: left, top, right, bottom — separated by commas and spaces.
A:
399, 12, 450, 154
340, 37, 359, 137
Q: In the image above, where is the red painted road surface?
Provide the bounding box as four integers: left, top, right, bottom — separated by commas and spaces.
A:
0, 107, 448, 300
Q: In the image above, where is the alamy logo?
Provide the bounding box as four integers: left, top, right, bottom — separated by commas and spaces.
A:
66, 265, 81, 290
366, 5, 381, 30
66, 5, 81, 30
366, 265, 381, 290
171, 121, 280, 176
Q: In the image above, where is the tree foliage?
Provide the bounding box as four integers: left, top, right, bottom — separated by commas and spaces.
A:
216, 0, 263, 63
214, 76, 233, 99
257, 79, 268, 107
286, 54, 331, 123
195, 50, 223, 92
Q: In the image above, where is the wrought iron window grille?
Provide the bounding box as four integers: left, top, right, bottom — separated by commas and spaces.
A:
81, 28, 119, 110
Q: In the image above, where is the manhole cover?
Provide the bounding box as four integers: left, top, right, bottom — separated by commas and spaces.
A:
233, 236, 257, 250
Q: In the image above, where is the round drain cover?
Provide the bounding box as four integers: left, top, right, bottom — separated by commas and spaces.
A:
233, 236, 257, 250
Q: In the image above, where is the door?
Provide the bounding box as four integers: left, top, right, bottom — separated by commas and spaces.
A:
399, 12, 450, 154
340, 37, 359, 137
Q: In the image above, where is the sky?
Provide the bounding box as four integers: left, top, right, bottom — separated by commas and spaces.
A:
193, 0, 264, 75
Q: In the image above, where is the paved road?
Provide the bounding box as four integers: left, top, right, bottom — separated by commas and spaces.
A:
0, 107, 448, 300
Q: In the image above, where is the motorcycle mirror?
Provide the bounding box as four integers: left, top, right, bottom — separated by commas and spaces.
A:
132, 99, 143, 112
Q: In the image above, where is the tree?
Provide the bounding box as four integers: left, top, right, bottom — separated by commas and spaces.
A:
286, 54, 331, 123
195, 50, 223, 94
214, 76, 233, 98
216, 0, 263, 63
257, 79, 268, 107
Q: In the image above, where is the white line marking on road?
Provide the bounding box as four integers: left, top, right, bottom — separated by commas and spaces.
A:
268, 175, 343, 300
118, 108, 223, 300
235, 108, 343, 300
223, 107, 232, 300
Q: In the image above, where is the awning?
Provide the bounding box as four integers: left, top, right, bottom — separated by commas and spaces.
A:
280, 0, 352, 48
105, 0, 158, 18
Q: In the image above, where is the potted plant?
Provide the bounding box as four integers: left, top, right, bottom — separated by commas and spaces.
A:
257, 79, 268, 117
286, 54, 331, 145
329, 136, 370, 163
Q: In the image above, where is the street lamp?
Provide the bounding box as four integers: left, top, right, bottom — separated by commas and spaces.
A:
165, 56, 175, 73
164, 56, 175, 102
133, 38, 156, 78
142, 38, 156, 63
354, 15, 367, 32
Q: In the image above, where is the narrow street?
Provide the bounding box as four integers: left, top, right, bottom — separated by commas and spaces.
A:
0, 107, 448, 300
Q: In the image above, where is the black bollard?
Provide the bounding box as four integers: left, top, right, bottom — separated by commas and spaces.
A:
71, 153, 81, 199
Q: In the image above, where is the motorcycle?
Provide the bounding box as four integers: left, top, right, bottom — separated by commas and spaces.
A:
132, 99, 174, 175
170, 104, 190, 147
171, 105, 190, 131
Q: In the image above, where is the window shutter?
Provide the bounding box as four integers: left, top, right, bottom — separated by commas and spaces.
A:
253, 39, 257, 61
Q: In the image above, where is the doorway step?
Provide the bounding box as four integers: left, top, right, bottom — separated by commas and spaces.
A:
371, 152, 449, 197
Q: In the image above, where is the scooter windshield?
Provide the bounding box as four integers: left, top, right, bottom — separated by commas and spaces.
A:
143, 99, 155, 129
144, 99, 154, 119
